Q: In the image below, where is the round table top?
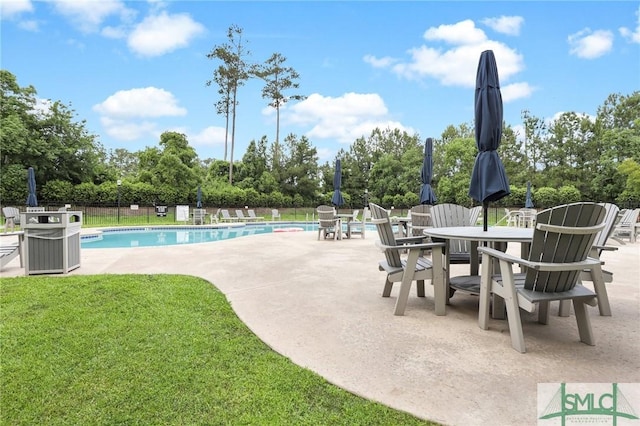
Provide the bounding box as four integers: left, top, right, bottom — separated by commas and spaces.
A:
424, 226, 533, 242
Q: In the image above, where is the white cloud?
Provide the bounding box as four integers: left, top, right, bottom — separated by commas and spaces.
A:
620, 6, 640, 44
93, 87, 187, 141
363, 54, 397, 68
0, 0, 33, 19
285, 93, 413, 143
366, 20, 525, 89
424, 19, 487, 45
51, 0, 134, 33
127, 11, 205, 57
568, 28, 614, 59
99, 117, 158, 141
188, 126, 227, 147
501, 82, 535, 103
18, 19, 38, 31
93, 87, 187, 118
481, 16, 524, 36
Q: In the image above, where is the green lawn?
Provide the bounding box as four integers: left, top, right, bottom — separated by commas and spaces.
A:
1, 274, 435, 425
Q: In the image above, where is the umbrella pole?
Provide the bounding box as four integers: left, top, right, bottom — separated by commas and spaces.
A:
483, 203, 488, 231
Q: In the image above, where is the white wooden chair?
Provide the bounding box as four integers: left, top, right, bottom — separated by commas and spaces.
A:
271, 209, 281, 221
347, 207, 368, 239
477, 202, 606, 353
193, 208, 206, 225
369, 203, 446, 316
2, 207, 20, 232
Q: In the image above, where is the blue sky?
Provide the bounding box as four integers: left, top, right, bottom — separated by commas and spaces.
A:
2, 1, 639, 163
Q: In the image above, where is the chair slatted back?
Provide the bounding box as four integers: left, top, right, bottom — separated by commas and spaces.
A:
525, 203, 605, 293
221, 209, 233, 220
317, 205, 337, 228
410, 204, 432, 236
430, 203, 472, 257
369, 203, 402, 268
592, 203, 619, 250
469, 206, 482, 226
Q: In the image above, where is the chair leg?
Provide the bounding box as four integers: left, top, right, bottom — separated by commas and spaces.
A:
590, 264, 611, 316
538, 301, 550, 324
478, 253, 492, 330
499, 261, 527, 353
393, 248, 421, 316
573, 299, 595, 345
416, 280, 425, 297
382, 278, 393, 297
432, 245, 446, 316
558, 300, 571, 317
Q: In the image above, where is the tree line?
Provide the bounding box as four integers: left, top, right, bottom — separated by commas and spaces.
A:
1, 68, 639, 210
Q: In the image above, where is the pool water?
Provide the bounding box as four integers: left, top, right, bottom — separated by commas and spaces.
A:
81, 223, 320, 249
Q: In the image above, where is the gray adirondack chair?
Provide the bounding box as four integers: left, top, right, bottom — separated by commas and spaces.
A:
469, 206, 482, 226
369, 203, 446, 316
409, 204, 432, 237
559, 202, 620, 317
317, 205, 340, 240
477, 202, 606, 353
430, 203, 480, 297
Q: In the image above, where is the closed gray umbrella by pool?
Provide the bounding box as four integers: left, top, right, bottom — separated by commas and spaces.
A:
525, 181, 534, 208
196, 185, 203, 209
331, 159, 345, 210
420, 137, 437, 205
468, 50, 510, 231
26, 167, 38, 207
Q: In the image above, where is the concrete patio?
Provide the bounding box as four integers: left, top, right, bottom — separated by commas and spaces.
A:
1, 230, 639, 425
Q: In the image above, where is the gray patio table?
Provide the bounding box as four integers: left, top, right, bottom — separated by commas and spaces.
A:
424, 226, 534, 319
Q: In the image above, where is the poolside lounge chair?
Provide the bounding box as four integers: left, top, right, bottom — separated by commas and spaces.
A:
612, 208, 639, 243
477, 202, 606, 353
220, 209, 237, 222
271, 209, 281, 221
369, 203, 446, 316
235, 210, 251, 222
2, 207, 20, 233
317, 205, 340, 240
247, 209, 264, 221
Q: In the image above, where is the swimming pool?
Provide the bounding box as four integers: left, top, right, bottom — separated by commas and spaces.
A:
81, 223, 320, 249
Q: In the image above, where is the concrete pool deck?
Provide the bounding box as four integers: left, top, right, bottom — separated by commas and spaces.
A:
1, 230, 639, 425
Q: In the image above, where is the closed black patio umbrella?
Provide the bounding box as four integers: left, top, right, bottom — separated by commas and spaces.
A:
468, 50, 510, 231
525, 181, 534, 208
196, 185, 202, 209
331, 159, 345, 211
419, 137, 437, 205
26, 167, 38, 207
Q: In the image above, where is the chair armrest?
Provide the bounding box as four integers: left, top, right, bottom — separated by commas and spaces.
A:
478, 246, 602, 272
376, 241, 445, 252
396, 236, 426, 245
594, 245, 618, 252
